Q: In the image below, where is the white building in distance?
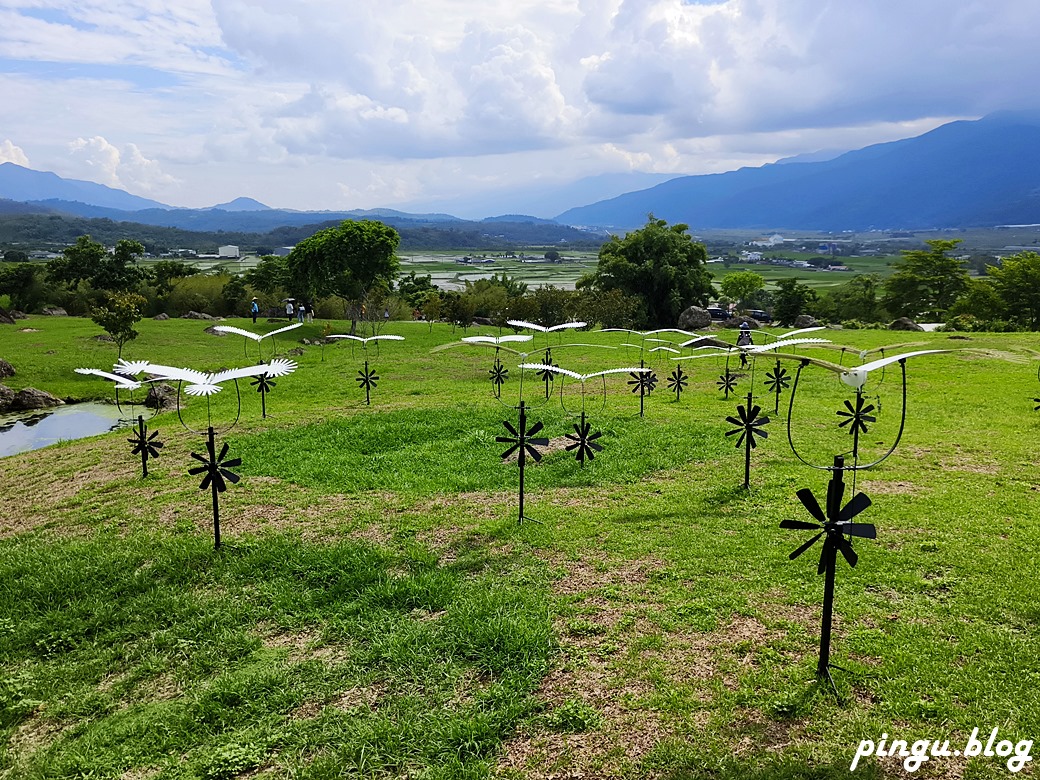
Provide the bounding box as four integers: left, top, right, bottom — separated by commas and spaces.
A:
218, 245, 240, 258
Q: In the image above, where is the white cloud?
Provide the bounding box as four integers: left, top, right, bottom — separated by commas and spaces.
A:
0, 140, 29, 166
69, 135, 178, 192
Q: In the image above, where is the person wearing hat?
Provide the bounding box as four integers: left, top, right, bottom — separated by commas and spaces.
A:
736, 321, 753, 367
250, 297, 259, 323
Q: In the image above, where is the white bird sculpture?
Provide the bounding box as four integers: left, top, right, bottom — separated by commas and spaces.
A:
518, 364, 650, 382
143, 363, 273, 396
327, 334, 405, 347
461, 335, 533, 346
769, 349, 948, 390
508, 320, 586, 332
74, 368, 143, 391
210, 323, 303, 342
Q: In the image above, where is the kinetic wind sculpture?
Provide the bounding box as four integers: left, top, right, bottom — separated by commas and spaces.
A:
211, 323, 303, 361
604, 329, 693, 417
328, 334, 405, 405
726, 392, 770, 489
459, 335, 534, 398
667, 364, 689, 402
74, 365, 163, 478
764, 361, 791, 415
249, 358, 297, 418
142, 361, 273, 549
780, 455, 876, 695
520, 364, 649, 466
496, 401, 549, 524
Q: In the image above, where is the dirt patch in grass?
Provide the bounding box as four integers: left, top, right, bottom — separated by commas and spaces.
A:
501, 435, 575, 463
6, 712, 70, 760
333, 682, 386, 712
549, 554, 665, 598
858, 479, 921, 495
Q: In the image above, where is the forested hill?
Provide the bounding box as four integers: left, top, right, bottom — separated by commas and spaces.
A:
0, 210, 607, 253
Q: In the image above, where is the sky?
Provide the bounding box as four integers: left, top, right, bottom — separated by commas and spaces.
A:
0, 0, 1038, 218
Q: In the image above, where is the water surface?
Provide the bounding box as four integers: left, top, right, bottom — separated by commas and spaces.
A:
0, 403, 135, 457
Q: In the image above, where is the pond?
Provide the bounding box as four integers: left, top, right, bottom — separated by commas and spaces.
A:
0, 402, 136, 457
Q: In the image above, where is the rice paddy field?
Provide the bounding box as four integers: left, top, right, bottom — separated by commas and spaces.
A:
0, 315, 1038, 779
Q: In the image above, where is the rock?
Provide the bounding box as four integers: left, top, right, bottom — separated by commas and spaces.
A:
677, 306, 711, 330
9, 310, 27, 320
724, 315, 759, 329
144, 383, 178, 411
947, 334, 972, 340
0, 308, 15, 325
154, 313, 169, 321
10, 387, 63, 410
889, 317, 924, 331
793, 314, 818, 328
0, 359, 14, 378
91, 334, 115, 342
181, 310, 215, 320
41, 306, 68, 316
287, 347, 305, 356
472, 316, 494, 326
203, 326, 226, 336
0, 384, 13, 412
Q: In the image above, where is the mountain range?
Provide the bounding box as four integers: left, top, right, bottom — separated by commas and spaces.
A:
3, 111, 1040, 233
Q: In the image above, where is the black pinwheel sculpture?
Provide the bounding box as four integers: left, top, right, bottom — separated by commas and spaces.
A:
127, 415, 163, 478
249, 358, 296, 419
717, 369, 738, 398
496, 401, 549, 523
1035, 398, 1040, 412
764, 360, 791, 415
356, 360, 379, 405
489, 356, 509, 398
189, 427, 243, 549
628, 364, 656, 417
536, 348, 557, 400
726, 392, 769, 489
780, 456, 876, 694
565, 412, 603, 467
836, 392, 876, 462
667, 365, 688, 402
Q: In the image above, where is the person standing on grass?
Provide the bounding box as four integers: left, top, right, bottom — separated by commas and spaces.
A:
736, 321, 753, 368
297, 301, 306, 323
306, 301, 314, 323
250, 297, 259, 324
286, 300, 294, 320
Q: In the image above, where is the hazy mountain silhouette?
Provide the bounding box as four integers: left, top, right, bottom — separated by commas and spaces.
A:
556, 112, 1040, 230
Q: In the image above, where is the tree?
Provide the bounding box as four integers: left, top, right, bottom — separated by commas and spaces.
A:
530, 285, 575, 326
397, 271, 438, 308
0, 263, 48, 312
91, 292, 146, 358
719, 271, 766, 311
883, 239, 970, 320
825, 273, 885, 322
243, 255, 290, 296
221, 275, 248, 315
772, 278, 818, 325
544, 249, 561, 262
573, 287, 642, 329
578, 215, 713, 328
3, 249, 28, 262
986, 251, 1040, 329
288, 220, 399, 332
47, 235, 145, 292
150, 260, 199, 296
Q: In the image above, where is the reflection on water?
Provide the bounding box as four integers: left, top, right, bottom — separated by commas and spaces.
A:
0, 403, 136, 457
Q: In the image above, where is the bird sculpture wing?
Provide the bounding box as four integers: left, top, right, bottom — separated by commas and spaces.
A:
680, 336, 733, 349
646, 328, 696, 337
366, 335, 405, 342
506, 320, 547, 332
210, 325, 263, 341
857, 341, 927, 358
519, 363, 582, 380
264, 358, 298, 377
772, 326, 827, 340
546, 321, 586, 331
144, 364, 210, 384
259, 323, 304, 339
208, 365, 273, 385
583, 367, 649, 380
112, 359, 151, 375
327, 334, 364, 342
74, 368, 142, 390
747, 337, 832, 353
649, 346, 681, 354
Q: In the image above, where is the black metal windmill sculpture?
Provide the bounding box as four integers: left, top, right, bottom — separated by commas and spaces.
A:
606, 329, 691, 417
328, 334, 406, 406
537, 347, 558, 400
496, 401, 550, 524
726, 392, 770, 489
777, 347, 947, 693
75, 362, 163, 479
459, 334, 534, 399
780, 455, 876, 694
248, 358, 297, 419
667, 364, 689, 402
141, 362, 272, 550
764, 360, 791, 415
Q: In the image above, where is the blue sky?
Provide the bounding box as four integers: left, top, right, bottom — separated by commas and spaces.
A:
0, 0, 1037, 217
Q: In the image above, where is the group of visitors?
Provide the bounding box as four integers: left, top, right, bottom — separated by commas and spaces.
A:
281, 299, 314, 323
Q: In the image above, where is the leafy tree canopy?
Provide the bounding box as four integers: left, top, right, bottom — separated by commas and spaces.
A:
288, 220, 400, 303
883, 239, 969, 320
47, 235, 145, 292
91, 291, 146, 358
579, 215, 712, 328
771, 278, 818, 325
987, 251, 1040, 329
719, 270, 765, 311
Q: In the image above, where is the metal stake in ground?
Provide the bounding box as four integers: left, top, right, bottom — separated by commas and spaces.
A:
764, 359, 791, 415
496, 400, 549, 524
356, 359, 379, 405
779, 455, 876, 696
628, 358, 656, 417
725, 391, 769, 489
127, 414, 163, 478
188, 426, 242, 550
667, 364, 688, 402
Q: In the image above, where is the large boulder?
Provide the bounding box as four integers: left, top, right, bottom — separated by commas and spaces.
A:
11, 387, 63, 410
41, 306, 68, 316
889, 317, 924, 331
0, 308, 16, 325
203, 326, 226, 336
723, 315, 759, 329
0, 359, 14, 378
144, 383, 178, 411
794, 314, 818, 328
0, 384, 13, 412
9, 311, 27, 320
181, 310, 215, 320
153, 313, 170, 321
677, 306, 711, 330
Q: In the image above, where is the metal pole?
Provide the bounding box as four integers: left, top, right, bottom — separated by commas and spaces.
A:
209, 426, 221, 550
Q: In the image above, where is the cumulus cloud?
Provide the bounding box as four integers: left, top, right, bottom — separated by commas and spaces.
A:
0, 140, 29, 166
69, 136, 178, 192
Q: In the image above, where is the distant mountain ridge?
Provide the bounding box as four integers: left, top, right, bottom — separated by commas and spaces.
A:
556, 112, 1040, 230
0, 162, 168, 211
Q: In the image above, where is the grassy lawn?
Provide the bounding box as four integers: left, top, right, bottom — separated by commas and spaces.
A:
1, 316, 1039, 779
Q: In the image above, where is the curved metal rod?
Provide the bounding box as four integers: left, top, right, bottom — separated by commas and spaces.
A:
786, 359, 909, 472
174, 378, 244, 436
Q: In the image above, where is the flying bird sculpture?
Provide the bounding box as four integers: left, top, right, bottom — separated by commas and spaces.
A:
211, 323, 303, 359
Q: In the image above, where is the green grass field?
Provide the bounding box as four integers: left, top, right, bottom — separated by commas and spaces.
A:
1, 316, 1039, 779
